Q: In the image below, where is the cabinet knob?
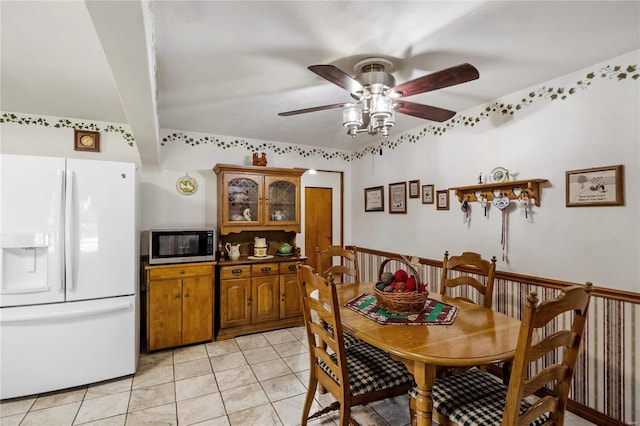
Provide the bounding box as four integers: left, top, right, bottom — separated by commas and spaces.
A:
288, 265, 296, 272
175, 294, 180, 298
180, 270, 186, 274
232, 269, 242, 275
261, 267, 272, 273
184, 293, 189, 297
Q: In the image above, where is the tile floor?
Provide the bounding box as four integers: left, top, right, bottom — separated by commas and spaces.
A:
1, 326, 596, 426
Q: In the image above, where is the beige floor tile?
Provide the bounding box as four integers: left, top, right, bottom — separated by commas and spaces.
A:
189, 416, 230, 426
31, 387, 87, 410
262, 329, 297, 345
137, 350, 173, 372
20, 401, 80, 426
173, 344, 208, 364
369, 394, 412, 425
272, 393, 323, 426
0, 413, 25, 426
124, 403, 176, 426
0, 396, 36, 417
131, 365, 174, 390
271, 340, 307, 358
175, 373, 217, 401
215, 366, 257, 391
128, 382, 175, 413
209, 352, 248, 373
242, 345, 280, 365
227, 403, 282, 426
85, 377, 132, 400
251, 359, 292, 381
79, 413, 126, 425
205, 339, 240, 357
75, 392, 129, 424
260, 374, 306, 402
176, 393, 225, 425
174, 358, 213, 381
220, 383, 269, 414
282, 353, 309, 373
234, 334, 269, 351
287, 326, 307, 342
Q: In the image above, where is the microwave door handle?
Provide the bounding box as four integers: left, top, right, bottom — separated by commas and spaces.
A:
65, 170, 75, 292
57, 169, 66, 292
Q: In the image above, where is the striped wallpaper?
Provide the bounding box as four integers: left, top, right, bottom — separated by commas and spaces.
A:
354, 249, 639, 425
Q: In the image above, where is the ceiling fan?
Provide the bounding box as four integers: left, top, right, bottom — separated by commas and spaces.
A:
278, 58, 479, 138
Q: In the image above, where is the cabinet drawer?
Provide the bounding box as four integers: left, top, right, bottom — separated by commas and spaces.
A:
251, 263, 279, 276
220, 265, 251, 280
148, 264, 213, 280
279, 261, 299, 275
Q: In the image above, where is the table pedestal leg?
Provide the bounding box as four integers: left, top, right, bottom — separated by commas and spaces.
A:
412, 362, 437, 426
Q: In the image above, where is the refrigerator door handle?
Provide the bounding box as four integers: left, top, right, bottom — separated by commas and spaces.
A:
58, 169, 66, 293
0, 300, 133, 324
65, 170, 75, 292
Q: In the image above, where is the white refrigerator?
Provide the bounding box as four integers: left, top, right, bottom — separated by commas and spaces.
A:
0, 154, 139, 399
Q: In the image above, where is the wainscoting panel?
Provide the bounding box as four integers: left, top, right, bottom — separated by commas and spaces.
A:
355, 248, 639, 425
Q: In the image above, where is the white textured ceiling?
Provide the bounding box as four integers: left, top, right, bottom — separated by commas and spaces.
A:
2, 1, 639, 164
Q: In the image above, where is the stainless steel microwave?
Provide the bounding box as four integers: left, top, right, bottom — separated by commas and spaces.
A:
147, 229, 215, 264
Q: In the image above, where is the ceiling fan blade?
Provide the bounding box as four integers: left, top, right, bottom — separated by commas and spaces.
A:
389, 63, 479, 98
395, 100, 456, 122
308, 65, 364, 94
278, 102, 348, 117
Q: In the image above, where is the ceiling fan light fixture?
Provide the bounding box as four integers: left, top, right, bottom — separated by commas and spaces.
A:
370, 95, 393, 119
343, 103, 363, 137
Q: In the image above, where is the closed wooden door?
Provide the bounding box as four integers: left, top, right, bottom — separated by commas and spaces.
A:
220, 279, 252, 328
280, 274, 302, 319
305, 186, 333, 269
181, 276, 213, 345
252, 275, 280, 323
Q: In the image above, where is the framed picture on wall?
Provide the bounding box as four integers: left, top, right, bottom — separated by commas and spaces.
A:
422, 184, 434, 204
364, 186, 384, 212
436, 189, 450, 210
389, 182, 407, 214
566, 164, 624, 207
408, 180, 420, 198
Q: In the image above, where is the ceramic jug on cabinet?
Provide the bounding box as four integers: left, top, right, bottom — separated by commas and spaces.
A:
225, 243, 241, 260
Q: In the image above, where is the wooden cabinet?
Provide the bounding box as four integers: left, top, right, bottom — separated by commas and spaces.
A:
217, 260, 304, 340
145, 262, 215, 351
214, 164, 305, 235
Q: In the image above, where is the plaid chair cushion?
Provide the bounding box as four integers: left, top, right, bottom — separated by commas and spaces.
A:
318, 342, 414, 396
430, 367, 550, 426
326, 324, 363, 348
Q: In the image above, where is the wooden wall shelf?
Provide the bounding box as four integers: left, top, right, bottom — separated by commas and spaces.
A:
450, 179, 549, 207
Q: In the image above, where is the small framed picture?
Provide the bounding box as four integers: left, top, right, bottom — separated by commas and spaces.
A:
436, 189, 450, 210
421, 184, 434, 204
408, 180, 420, 198
74, 130, 100, 152
364, 186, 384, 212
566, 165, 624, 207
389, 182, 407, 214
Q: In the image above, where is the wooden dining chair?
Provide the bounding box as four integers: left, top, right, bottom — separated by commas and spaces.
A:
429, 282, 593, 426
316, 245, 360, 284
296, 264, 414, 426
440, 251, 497, 309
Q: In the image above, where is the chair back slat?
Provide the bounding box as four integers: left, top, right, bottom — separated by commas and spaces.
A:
315, 245, 359, 284
440, 250, 497, 309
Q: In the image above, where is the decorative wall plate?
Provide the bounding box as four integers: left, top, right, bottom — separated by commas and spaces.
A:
490, 167, 509, 183
177, 174, 198, 195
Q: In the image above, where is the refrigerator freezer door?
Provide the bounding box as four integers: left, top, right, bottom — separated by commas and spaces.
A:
0, 295, 137, 399
1, 155, 66, 307
65, 159, 136, 301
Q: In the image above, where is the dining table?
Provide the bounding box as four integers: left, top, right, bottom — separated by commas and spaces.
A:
336, 282, 522, 426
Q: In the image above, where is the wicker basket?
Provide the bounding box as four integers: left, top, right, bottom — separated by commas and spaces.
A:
374, 257, 428, 314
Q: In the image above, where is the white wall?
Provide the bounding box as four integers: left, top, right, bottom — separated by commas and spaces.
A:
350, 50, 640, 292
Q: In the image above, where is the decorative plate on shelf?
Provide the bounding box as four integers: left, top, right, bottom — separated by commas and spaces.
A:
490, 167, 509, 183
176, 174, 198, 195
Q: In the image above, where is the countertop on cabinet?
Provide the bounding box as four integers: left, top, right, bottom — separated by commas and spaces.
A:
216, 256, 307, 266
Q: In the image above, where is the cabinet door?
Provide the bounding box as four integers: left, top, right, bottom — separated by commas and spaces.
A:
252, 275, 280, 323
147, 279, 182, 351
220, 278, 252, 328
181, 275, 213, 345
222, 173, 263, 227
264, 175, 300, 226
280, 274, 302, 319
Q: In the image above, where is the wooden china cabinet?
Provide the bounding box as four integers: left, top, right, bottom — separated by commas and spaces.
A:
214, 164, 306, 340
